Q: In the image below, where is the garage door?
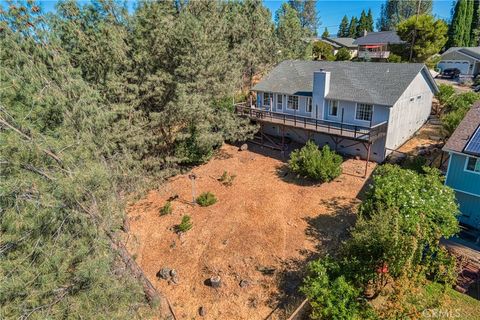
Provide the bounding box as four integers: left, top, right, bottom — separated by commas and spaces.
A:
437, 60, 471, 74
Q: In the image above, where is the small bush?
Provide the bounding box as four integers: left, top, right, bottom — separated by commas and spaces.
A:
159, 201, 173, 216
196, 192, 217, 207
288, 141, 342, 182
218, 171, 236, 186
335, 47, 351, 61
387, 53, 402, 63
301, 259, 375, 320
176, 215, 192, 233
435, 84, 455, 105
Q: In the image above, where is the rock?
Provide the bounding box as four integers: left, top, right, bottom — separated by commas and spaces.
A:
157, 268, 171, 280
239, 279, 250, 288
429, 135, 442, 141
199, 306, 206, 316
209, 276, 222, 288
239, 143, 248, 151
354, 155, 361, 160
171, 275, 179, 284
170, 269, 177, 277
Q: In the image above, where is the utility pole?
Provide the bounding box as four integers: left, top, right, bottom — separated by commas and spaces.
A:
409, 0, 422, 62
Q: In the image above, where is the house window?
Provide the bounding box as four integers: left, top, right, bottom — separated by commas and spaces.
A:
328, 100, 338, 116
287, 95, 299, 110
306, 97, 312, 112
277, 94, 283, 109
263, 92, 273, 106
466, 157, 480, 173
355, 103, 373, 121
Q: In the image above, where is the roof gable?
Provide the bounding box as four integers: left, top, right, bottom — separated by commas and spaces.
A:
252, 60, 434, 106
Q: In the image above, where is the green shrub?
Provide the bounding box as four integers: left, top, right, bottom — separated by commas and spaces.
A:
218, 171, 236, 186
288, 141, 342, 182
387, 53, 402, 63
159, 201, 173, 215
441, 92, 480, 136
196, 192, 217, 206
335, 47, 351, 61
435, 84, 455, 105
176, 215, 192, 232
301, 259, 376, 320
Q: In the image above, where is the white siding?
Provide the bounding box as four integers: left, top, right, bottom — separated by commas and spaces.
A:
385, 71, 433, 151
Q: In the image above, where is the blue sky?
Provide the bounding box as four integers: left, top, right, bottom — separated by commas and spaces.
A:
34, 0, 454, 35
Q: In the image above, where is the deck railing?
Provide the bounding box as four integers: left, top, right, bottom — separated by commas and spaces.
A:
234, 103, 388, 142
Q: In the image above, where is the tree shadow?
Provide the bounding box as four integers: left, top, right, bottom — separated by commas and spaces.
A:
275, 164, 322, 187
271, 197, 358, 315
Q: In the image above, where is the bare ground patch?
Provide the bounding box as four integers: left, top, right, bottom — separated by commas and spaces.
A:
127, 143, 374, 319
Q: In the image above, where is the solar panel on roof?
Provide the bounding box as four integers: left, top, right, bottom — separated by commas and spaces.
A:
464, 126, 480, 156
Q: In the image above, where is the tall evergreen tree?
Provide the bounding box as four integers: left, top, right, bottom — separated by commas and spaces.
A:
276, 3, 309, 59
448, 0, 475, 47
288, 0, 319, 36
366, 9, 374, 32
224, 0, 276, 89
377, 0, 433, 31
472, 0, 480, 45
348, 16, 358, 38
338, 15, 349, 37
357, 9, 369, 37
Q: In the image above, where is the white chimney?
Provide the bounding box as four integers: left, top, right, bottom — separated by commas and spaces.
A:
312, 69, 330, 120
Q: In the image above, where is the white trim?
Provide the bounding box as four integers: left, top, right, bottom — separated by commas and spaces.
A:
464, 156, 480, 175
286, 95, 299, 111
451, 187, 480, 199
276, 93, 283, 110
306, 97, 313, 113
354, 103, 374, 122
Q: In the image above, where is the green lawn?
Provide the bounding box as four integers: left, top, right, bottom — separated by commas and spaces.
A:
419, 282, 480, 320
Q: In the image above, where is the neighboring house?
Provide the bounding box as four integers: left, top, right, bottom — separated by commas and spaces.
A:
315, 37, 357, 58
443, 103, 480, 230
437, 47, 480, 77
353, 31, 404, 60
236, 60, 438, 163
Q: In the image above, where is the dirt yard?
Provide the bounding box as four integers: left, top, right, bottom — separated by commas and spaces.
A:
127, 144, 375, 319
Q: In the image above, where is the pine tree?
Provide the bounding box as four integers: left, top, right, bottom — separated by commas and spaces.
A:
366, 9, 374, 31
322, 27, 330, 38
338, 15, 349, 37
288, 0, 319, 36
357, 10, 369, 37
377, 0, 433, 31
276, 3, 309, 59
397, 14, 448, 62
348, 16, 358, 38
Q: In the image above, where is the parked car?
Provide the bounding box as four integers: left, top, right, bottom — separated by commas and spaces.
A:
474, 85, 480, 93
441, 68, 461, 79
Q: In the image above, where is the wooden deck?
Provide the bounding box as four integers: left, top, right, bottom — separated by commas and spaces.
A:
235, 104, 388, 143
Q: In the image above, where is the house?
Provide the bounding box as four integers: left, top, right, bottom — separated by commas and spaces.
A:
353, 31, 404, 60
235, 60, 438, 163
314, 37, 357, 58
437, 47, 480, 77
443, 102, 480, 230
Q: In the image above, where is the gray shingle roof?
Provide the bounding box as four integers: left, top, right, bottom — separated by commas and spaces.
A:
442, 47, 480, 61
252, 60, 437, 106
328, 37, 356, 48
443, 102, 480, 154
353, 31, 404, 45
